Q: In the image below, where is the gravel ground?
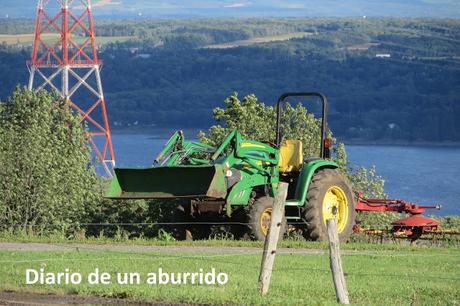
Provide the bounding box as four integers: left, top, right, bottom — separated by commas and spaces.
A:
0, 242, 327, 255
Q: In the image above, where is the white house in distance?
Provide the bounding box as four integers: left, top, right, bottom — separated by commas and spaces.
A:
376, 53, 391, 58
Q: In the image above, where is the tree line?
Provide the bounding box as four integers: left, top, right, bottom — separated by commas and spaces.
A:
0, 17, 459, 142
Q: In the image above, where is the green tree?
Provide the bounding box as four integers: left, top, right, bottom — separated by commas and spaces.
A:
0, 87, 98, 233
198, 93, 325, 158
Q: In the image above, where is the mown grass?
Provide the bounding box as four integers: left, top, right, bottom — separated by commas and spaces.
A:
202, 31, 313, 49
0, 243, 459, 305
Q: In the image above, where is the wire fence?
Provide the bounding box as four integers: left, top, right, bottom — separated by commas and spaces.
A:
3, 221, 459, 228
2, 221, 460, 247
4, 221, 460, 236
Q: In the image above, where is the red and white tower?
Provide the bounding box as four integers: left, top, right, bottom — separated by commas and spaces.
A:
27, 0, 115, 176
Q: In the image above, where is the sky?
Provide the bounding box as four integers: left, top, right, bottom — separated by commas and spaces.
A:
1, 0, 460, 18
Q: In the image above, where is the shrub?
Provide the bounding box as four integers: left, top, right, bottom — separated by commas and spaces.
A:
0, 87, 98, 233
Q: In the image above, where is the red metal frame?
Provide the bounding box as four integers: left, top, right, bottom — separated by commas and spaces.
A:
354, 193, 440, 237
355, 195, 440, 214
27, 0, 115, 176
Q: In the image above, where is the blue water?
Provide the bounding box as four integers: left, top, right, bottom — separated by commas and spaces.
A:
111, 133, 460, 216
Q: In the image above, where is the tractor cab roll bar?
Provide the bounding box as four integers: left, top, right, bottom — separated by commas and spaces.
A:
275, 92, 329, 158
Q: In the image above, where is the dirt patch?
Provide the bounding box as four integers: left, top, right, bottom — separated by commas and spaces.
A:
345, 42, 381, 51
0, 290, 196, 305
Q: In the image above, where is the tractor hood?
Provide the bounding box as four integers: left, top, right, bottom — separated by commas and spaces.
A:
106, 164, 227, 199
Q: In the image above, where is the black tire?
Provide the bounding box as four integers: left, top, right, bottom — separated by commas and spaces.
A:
168, 204, 190, 240
169, 202, 214, 240
248, 196, 287, 241
189, 214, 213, 240
230, 206, 250, 240
302, 168, 356, 242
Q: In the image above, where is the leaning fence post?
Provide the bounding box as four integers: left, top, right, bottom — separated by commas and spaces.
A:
327, 218, 350, 304
258, 182, 288, 295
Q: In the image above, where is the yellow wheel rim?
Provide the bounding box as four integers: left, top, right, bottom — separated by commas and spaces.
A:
260, 208, 272, 236
322, 186, 349, 233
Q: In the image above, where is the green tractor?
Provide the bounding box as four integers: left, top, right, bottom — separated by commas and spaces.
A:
106, 93, 356, 241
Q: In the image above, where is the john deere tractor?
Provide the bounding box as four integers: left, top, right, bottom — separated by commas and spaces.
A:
106, 93, 356, 241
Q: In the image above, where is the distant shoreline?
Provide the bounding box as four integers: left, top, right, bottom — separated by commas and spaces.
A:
110, 127, 460, 147
111, 127, 203, 138
340, 139, 460, 147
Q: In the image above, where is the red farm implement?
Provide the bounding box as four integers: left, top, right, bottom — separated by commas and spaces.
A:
354, 194, 441, 240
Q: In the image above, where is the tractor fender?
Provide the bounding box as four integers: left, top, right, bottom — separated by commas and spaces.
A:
225, 168, 279, 206
294, 159, 338, 205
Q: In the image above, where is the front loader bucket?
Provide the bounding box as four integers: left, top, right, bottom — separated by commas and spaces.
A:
105, 165, 227, 199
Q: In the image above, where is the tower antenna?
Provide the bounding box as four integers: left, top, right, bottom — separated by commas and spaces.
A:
28, 0, 115, 176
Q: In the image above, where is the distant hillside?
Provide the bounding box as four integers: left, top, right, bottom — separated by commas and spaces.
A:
0, 18, 459, 142
2, 0, 460, 19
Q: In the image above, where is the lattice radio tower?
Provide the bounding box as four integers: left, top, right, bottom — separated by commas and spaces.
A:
27, 0, 115, 176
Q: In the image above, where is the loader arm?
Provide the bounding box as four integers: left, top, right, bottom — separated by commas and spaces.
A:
154, 130, 215, 166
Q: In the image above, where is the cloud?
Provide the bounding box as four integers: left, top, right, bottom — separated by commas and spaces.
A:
91, 0, 122, 8
224, 3, 249, 8
74, 0, 121, 9
285, 3, 306, 9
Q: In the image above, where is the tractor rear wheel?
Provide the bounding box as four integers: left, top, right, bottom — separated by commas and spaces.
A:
302, 168, 355, 242
248, 196, 287, 241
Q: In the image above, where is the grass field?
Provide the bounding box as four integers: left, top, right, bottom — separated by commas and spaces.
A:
0, 243, 459, 305
202, 32, 313, 49
0, 34, 133, 46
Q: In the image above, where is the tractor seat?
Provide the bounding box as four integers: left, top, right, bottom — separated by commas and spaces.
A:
278, 140, 303, 173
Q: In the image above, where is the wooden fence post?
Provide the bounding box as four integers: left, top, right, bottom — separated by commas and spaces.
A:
327, 218, 350, 304
258, 182, 288, 295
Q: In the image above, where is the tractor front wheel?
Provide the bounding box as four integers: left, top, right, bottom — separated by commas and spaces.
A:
302, 168, 356, 242
170, 204, 211, 240
248, 196, 287, 241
